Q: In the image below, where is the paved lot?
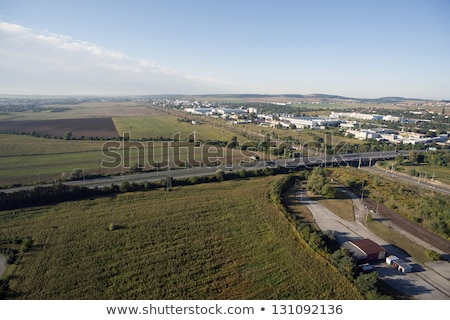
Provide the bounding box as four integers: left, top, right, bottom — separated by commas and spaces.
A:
297, 189, 450, 299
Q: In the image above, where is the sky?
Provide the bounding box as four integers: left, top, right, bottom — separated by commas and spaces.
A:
1, 0, 449, 99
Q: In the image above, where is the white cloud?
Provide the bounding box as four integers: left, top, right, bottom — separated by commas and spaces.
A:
0, 21, 230, 95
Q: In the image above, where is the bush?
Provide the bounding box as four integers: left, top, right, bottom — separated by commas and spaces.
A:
108, 223, 118, 231
215, 169, 224, 181
426, 249, 441, 261
356, 272, 378, 295
20, 237, 32, 253
330, 248, 356, 279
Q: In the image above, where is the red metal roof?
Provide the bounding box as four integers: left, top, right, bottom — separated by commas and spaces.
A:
351, 238, 386, 255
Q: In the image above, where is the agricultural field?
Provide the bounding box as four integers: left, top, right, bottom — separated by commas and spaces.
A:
0, 176, 362, 299
0, 101, 166, 120
0, 102, 255, 187
0, 150, 110, 187
0, 134, 104, 156
0, 137, 253, 187
113, 116, 247, 142
0, 118, 118, 139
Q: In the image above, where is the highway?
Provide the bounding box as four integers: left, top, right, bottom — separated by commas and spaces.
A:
0, 150, 414, 194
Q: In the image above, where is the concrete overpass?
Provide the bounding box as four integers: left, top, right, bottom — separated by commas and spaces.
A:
0, 151, 412, 194
275, 150, 411, 170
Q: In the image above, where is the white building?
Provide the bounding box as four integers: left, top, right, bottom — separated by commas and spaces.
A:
386, 255, 399, 265
279, 116, 340, 129
393, 259, 413, 273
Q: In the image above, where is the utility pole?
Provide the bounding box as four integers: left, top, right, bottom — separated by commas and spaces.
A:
167, 141, 172, 191
360, 180, 364, 202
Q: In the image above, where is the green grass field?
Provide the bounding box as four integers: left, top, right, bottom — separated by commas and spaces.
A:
0, 150, 109, 186
0, 137, 253, 187
394, 163, 450, 185
0, 134, 104, 157
1, 176, 362, 299
113, 116, 246, 142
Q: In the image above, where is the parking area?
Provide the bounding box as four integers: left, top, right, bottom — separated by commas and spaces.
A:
297, 189, 450, 299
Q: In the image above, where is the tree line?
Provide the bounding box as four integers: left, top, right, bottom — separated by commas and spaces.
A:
269, 171, 390, 299
0, 166, 290, 211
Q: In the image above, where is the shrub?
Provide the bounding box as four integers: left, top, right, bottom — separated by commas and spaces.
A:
20, 237, 32, 253
215, 169, 224, 181
356, 272, 378, 295
426, 249, 441, 261
108, 223, 118, 231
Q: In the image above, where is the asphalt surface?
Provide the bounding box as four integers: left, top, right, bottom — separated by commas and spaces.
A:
297, 189, 450, 300
1, 150, 412, 194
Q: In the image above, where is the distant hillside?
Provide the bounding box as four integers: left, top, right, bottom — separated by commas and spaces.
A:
1, 93, 446, 105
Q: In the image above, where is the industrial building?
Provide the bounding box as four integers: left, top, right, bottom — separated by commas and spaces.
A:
343, 238, 386, 264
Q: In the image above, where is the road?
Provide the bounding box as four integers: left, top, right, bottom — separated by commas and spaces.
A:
297, 189, 450, 299
1, 149, 448, 298
1, 150, 412, 194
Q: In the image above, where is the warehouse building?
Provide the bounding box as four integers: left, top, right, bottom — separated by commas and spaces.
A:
343, 238, 386, 264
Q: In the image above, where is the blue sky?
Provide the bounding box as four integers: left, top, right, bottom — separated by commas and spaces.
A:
1, 0, 449, 99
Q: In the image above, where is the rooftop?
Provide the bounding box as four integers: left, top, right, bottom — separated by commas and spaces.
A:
351, 238, 386, 255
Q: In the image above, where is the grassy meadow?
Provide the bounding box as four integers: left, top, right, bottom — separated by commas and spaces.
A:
1, 176, 362, 299
392, 162, 450, 185
0, 134, 104, 157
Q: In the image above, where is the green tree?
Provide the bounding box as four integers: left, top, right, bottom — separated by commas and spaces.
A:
409, 151, 417, 163
228, 136, 238, 148
120, 181, 132, 192
356, 271, 378, 294
306, 167, 327, 195
306, 167, 335, 198
395, 154, 404, 165
322, 184, 336, 199
215, 169, 224, 181
63, 131, 73, 140
308, 232, 325, 251
331, 248, 356, 279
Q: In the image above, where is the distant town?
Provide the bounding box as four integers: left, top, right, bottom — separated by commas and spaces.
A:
147, 95, 450, 148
